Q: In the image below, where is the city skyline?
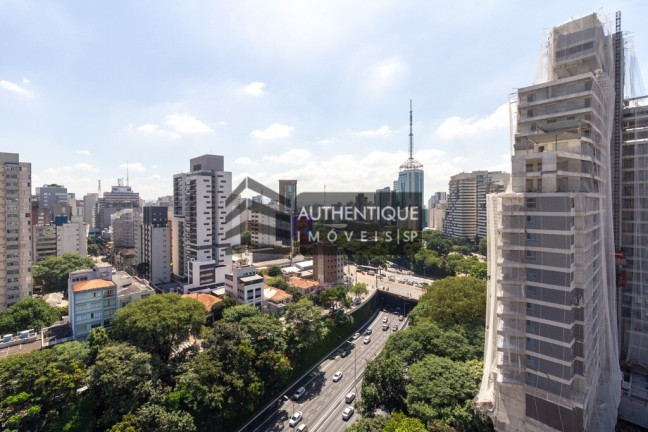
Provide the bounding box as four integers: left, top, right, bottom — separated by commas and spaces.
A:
2, 1, 647, 200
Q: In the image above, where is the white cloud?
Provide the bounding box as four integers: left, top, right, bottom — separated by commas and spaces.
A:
243, 81, 266, 96
235, 157, 257, 166
76, 150, 90, 155
22, 78, 30, 84
133, 123, 181, 139
318, 138, 332, 145
44, 163, 99, 175
0, 79, 31, 97
355, 125, 392, 137
436, 103, 509, 139
218, 121, 227, 126
264, 149, 312, 165
165, 113, 213, 134
145, 174, 161, 181
119, 162, 146, 173
251, 123, 294, 140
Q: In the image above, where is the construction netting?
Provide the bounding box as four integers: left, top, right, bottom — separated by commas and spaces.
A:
475, 12, 622, 432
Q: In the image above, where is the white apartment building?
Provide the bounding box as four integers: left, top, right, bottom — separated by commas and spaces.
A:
173, 155, 239, 293
57, 217, 88, 257
225, 265, 264, 307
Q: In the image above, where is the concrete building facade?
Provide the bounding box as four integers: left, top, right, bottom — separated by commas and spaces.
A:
476, 14, 621, 432
0, 153, 33, 310
313, 243, 344, 285
141, 206, 170, 284
225, 265, 264, 307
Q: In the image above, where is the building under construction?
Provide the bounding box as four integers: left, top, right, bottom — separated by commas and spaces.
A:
475, 12, 634, 431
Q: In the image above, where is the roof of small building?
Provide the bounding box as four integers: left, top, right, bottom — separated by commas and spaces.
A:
288, 276, 320, 291
281, 266, 301, 274
73, 279, 116, 293
182, 293, 221, 312
240, 275, 264, 283
263, 286, 292, 303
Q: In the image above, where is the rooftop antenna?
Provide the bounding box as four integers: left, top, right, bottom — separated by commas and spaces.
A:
126, 161, 129, 187
98, 180, 102, 196
409, 99, 413, 159
400, 99, 423, 171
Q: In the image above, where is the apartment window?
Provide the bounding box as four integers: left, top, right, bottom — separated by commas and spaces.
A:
526, 302, 537, 313
527, 94, 534, 103
526, 198, 536, 209
527, 373, 538, 385
527, 109, 534, 118
526, 320, 538, 332
526, 215, 536, 226
526, 233, 537, 242
526, 337, 538, 349
526, 355, 537, 367
526, 285, 537, 298
526, 251, 536, 261
526, 269, 537, 281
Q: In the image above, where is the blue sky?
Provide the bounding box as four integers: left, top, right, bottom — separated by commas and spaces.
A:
1, 0, 646, 201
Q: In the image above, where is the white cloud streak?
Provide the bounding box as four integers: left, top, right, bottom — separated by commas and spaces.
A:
243, 81, 266, 96
165, 113, 214, 134
436, 103, 509, 139
251, 123, 294, 140
0, 79, 31, 97
355, 125, 392, 137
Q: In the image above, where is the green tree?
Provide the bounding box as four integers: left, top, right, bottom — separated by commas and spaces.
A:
406, 356, 486, 431
266, 276, 288, 290
283, 299, 328, 357
87, 327, 110, 362
478, 236, 488, 256
32, 253, 95, 293
87, 243, 100, 257
110, 293, 205, 363
349, 282, 368, 298
0, 298, 60, 334
345, 415, 389, 432
136, 262, 150, 278
90, 343, 153, 430
383, 412, 427, 432
359, 355, 406, 415
136, 404, 196, 432
211, 295, 237, 321
409, 276, 486, 327
240, 230, 251, 246
266, 266, 282, 277
222, 305, 260, 323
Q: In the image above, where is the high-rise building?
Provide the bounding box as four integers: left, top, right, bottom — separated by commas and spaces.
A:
428, 191, 447, 209
276, 180, 297, 246
443, 171, 509, 239
37, 184, 67, 210
57, 217, 88, 257
172, 155, 239, 293
140, 206, 170, 284
96, 184, 140, 230
83, 193, 98, 228
111, 209, 136, 250
395, 101, 424, 230
0, 153, 33, 310
476, 14, 622, 431
33, 225, 57, 263
313, 243, 344, 284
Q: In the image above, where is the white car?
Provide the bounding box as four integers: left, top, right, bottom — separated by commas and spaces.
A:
383, 317, 388, 323
333, 371, 343, 382
296, 424, 308, 432
363, 336, 371, 344
345, 392, 356, 403
342, 406, 355, 421
289, 411, 303, 427
352, 332, 360, 340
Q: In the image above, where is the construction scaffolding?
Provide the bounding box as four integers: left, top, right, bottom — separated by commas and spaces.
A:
475, 13, 622, 432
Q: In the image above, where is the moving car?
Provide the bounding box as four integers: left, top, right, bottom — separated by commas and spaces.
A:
333, 371, 343, 382
399, 314, 404, 321
364, 336, 371, 344
289, 412, 303, 427
342, 406, 355, 421
345, 392, 356, 403
388, 275, 396, 281
365, 328, 372, 335
392, 324, 398, 331
296, 424, 307, 432
352, 332, 360, 340
382, 317, 388, 323
292, 387, 305, 400
382, 323, 389, 331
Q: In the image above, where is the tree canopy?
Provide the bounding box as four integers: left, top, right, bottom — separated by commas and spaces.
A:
110, 294, 205, 363
409, 276, 486, 327
32, 253, 95, 293
0, 298, 60, 334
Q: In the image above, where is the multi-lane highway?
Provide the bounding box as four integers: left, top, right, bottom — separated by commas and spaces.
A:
251, 308, 407, 432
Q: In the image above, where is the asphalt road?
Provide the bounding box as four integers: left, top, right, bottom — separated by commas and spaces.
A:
254, 309, 407, 432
